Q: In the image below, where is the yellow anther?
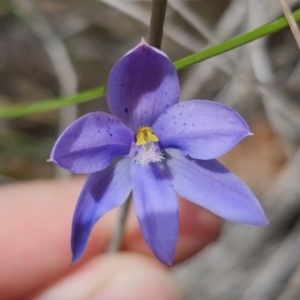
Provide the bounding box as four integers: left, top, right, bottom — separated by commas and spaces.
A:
135, 126, 159, 146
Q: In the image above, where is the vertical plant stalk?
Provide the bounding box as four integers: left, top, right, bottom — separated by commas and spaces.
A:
148, 0, 168, 48
108, 194, 132, 252
108, 0, 168, 252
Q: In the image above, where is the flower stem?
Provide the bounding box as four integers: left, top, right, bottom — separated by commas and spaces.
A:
108, 0, 168, 253
148, 0, 168, 49
108, 194, 132, 252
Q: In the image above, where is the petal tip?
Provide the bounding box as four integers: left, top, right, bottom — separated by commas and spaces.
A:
71, 239, 85, 264
125, 38, 151, 57
243, 212, 269, 227
139, 37, 148, 46
251, 203, 269, 226
136, 37, 169, 59
71, 253, 81, 264
156, 254, 174, 266
257, 215, 269, 226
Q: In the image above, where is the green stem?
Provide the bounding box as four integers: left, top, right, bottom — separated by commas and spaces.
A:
0, 9, 299, 120
174, 9, 300, 70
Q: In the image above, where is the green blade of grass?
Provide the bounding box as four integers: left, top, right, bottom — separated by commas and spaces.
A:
0, 9, 299, 120
174, 9, 300, 70
0, 86, 106, 119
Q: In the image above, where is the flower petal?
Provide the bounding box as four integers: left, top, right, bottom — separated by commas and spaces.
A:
152, 100, 251, 160
71, 158, 131, 262
165, 149, 268, 225
131, 162, 178, 265
107, 40, 180, 131
50, 112, 133, 174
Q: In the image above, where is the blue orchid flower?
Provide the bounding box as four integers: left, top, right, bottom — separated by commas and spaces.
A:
49, 39, 268, 265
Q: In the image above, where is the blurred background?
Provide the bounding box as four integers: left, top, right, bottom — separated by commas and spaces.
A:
0, 0, 300, 299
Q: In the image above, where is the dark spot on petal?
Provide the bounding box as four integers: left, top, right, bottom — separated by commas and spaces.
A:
144, 111, 147, 114
192, 123, 195, 126
107, 118, 110, 121
117, 119, 120, 122
110, 133, 113, 137
179, 113, 182, 116
124, 108, 128, 113
97, 117, 99, 120
189, 114, 192, 117
183, 123, 186, 126
97, 130, 100, 133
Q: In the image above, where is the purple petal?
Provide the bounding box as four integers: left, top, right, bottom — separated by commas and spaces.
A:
71, 158, 131, 262
165, 149, 268, 225
107, 40, 180, 131
152, 100, 251, 160
131, 162, 178, 265
50, 112, 133, 174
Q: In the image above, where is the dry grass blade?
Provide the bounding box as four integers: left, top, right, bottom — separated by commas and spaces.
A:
248, 0, 300, 154
12, 0, 78, 178
278, 0, 300, 50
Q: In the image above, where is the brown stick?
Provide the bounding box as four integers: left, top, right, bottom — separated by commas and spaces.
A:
148, 0, 168, 49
